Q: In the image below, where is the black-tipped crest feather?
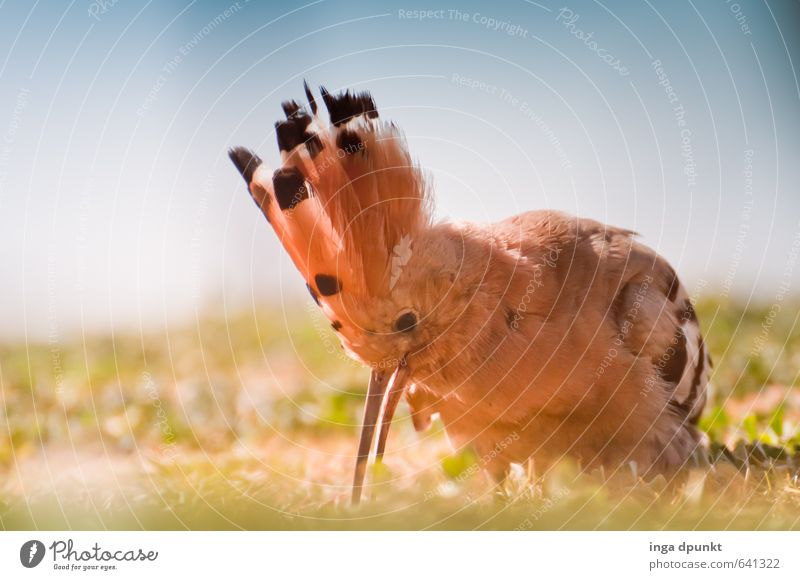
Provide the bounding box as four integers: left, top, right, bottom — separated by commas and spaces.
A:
228, 147, 262, 186
319, 85, 378, 126
303, 80, 317, 114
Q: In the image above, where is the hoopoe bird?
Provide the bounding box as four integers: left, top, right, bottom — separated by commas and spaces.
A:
229, 84, 711, 504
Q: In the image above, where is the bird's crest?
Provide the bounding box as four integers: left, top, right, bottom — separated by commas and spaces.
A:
230, 83, 431, 332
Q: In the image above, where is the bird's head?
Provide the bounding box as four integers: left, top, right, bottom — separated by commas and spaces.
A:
329, 224, 465, 368
229, 83, 465, 504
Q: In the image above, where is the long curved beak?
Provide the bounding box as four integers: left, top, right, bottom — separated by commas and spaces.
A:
351, 359, 411, 505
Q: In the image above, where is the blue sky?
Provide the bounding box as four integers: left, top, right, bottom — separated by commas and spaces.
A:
0, 0, 798, 338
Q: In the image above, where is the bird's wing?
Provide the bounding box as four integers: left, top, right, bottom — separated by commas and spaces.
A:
494, 210, 710, 424
588, 219, 711, 424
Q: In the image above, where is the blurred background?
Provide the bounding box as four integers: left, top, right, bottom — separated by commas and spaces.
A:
1, 0, 799, 529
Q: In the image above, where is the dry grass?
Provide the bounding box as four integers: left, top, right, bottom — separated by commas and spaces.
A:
1, 298, 799, 530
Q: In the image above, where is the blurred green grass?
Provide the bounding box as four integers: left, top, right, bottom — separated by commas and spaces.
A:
1, 297, 799, 530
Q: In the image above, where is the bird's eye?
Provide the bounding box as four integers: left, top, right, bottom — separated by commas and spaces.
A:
394, 311, 417, 333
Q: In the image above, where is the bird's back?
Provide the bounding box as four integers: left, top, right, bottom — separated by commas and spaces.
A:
412, 209, 711, 477
495, 209, 709, 422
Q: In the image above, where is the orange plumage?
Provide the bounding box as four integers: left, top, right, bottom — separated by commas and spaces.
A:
230, 83, 711, 504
